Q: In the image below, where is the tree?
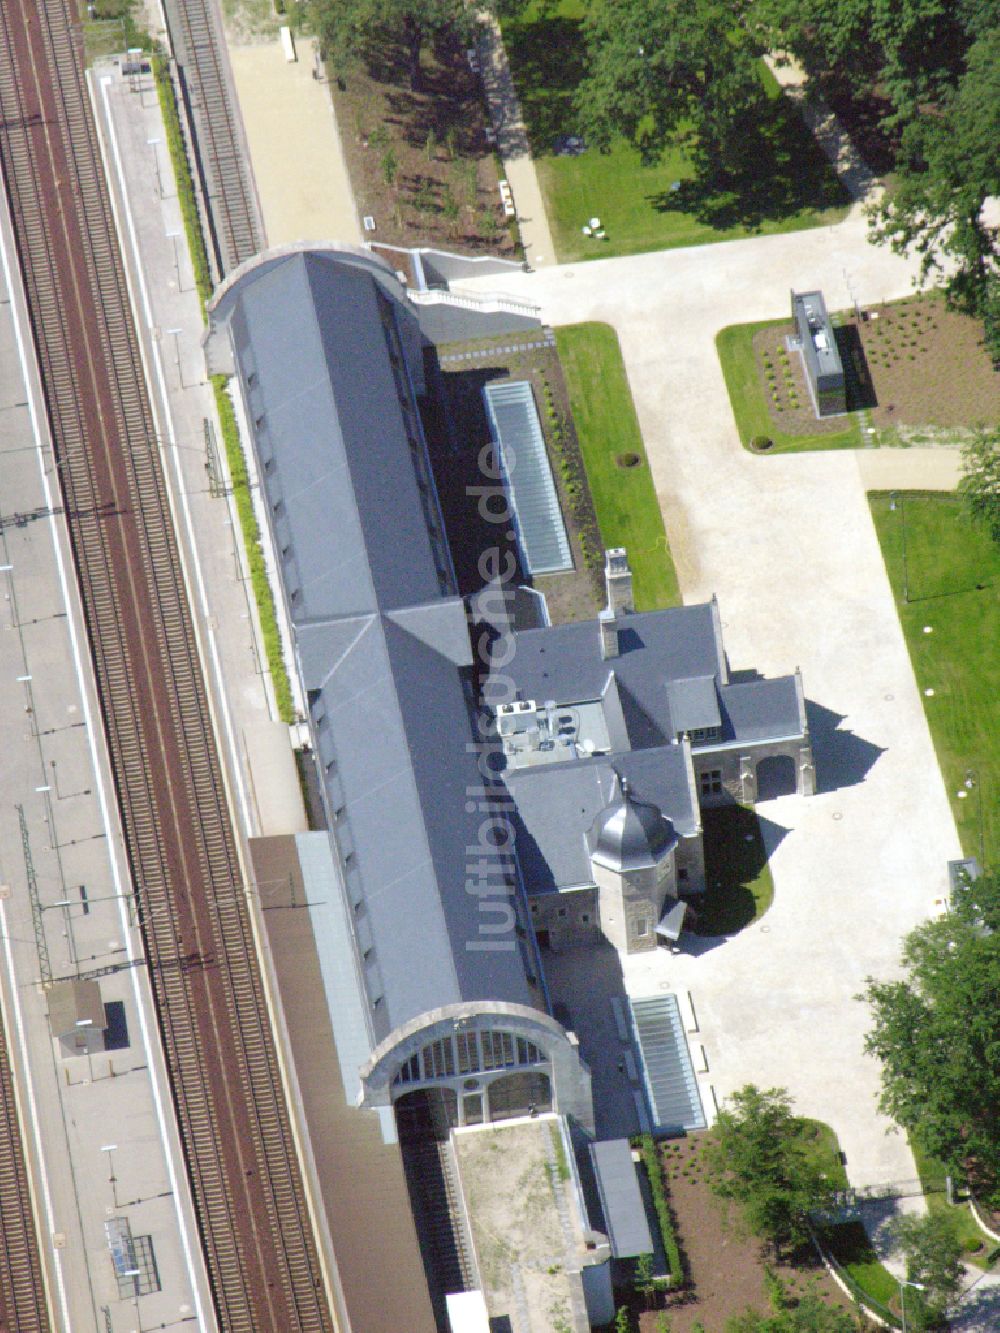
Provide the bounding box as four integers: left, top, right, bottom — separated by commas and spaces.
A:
885, 1212, 964, 1331
574, 0, 768, 170
863, 911, 1000, 1202
753, 0, 983, 127
959, 429, 1000, 547
951, 866, 1000, 934
380, 147, 399, 187
703, 1085, 837, 1254
303, 0, 491, 90
726, 1296, 862, 1331
635, 1251, 656, 1308
869, 25, 1000, 363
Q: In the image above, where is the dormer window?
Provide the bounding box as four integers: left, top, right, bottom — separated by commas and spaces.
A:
688, 726, 720, 744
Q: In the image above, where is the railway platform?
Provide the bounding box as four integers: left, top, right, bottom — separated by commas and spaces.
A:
0, 119, 213, 1332
91, 58, 308, 845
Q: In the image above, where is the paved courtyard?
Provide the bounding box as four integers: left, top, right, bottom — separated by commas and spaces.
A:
229, 35, 361, 247
457, 211, 963, 1192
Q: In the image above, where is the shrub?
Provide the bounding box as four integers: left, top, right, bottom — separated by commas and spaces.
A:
152, 57, 212, 307
638, 1135, 684, 1288
212, 379, 295, 722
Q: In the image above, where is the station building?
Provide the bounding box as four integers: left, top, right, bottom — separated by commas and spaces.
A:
206, 243, 814, 1330
207, 242, 594, 1141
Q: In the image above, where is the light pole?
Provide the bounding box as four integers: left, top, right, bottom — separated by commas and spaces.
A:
899, 1276, 925, 1333
889, 490, 909, 603
48, 898, 78, 971
964, 768, 985, 867
122, 1265, 142, 1329
101, 1143, 119, 1209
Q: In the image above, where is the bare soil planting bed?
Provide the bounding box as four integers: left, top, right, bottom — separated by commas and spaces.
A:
330, 36, 516, 256
423, 337, 602, 625
859, 296, 1000, 433
752, 296, 1000, 441
635, 1136, 855, 1332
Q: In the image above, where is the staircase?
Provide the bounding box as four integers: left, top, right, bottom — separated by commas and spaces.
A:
397, 1091, 476, 1327
630, 995, 706, 1133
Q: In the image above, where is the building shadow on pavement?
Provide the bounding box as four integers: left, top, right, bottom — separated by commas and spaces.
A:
949, 1279, 1000, 1332
543, 940, 645, 1141
807, 699, 886, 794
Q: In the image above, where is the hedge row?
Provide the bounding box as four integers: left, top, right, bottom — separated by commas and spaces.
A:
638, 1134, 684, 1289
153, 56, 295, 723
211, 377, 295, 723
152, 56, 213, 309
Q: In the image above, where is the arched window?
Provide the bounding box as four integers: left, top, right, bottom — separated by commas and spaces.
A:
391, 1028, 545, 1088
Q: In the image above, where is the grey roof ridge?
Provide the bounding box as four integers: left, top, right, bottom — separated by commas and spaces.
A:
295, 614, 377, 692
709, 594, 729, 684
357, 622, 465, 1003
384, 598, 473, 667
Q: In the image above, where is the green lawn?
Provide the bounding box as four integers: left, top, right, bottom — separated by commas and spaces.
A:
555, 322, 680, 610
797, 1118, 849, 1192
821, 1222, 899, 1317
716, 318, 864, 453
695, 805, 775, 935
502, 0, 848, 262
909, 1137, 996, 1267
870, 492, 1000, 866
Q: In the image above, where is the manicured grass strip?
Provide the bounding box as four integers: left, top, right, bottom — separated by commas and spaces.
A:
695, 805, 774, 935
797, 1118, 849, 1192
716, 318, 862, 453
154, 56, 295, 723
870, 492, 1000, 866
909, 1137, 995, 1266
637, 1135, 683, 1289
819, 1221, 900, 1326
555, 323, 680, 610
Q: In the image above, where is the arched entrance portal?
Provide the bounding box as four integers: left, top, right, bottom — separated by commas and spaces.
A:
486, 1070, 552, 1122
756, 754, 796, 801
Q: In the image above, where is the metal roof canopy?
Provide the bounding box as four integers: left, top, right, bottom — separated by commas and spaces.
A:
590, 1138, 653, 1258
484, 380, 572, 576
630, 994, 706, 1133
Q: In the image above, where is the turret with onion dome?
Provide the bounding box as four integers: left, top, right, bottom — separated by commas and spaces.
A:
588, 779, 678, 874
587, 777, 681, 955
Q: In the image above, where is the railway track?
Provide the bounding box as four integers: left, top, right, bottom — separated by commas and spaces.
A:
0, 4, 332, 1329
161, 0, 263, 274
0, 990, 50, 1332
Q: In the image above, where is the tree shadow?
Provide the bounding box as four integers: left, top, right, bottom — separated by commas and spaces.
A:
646, 84, 848, 231
806, 700, 886, 794
502, 14, 587, 151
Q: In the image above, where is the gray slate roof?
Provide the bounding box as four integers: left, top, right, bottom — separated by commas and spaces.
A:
214, 250, 535, 1041
589, 1139, 653, 1259
484, 603, 804, 750
504, 747, 697, 895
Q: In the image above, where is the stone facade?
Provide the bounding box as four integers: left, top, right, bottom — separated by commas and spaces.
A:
360, 1001, 595, 1135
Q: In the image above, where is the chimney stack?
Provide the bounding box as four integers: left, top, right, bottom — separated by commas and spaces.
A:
599, 608, 619, 660
605, 547, 634, 616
